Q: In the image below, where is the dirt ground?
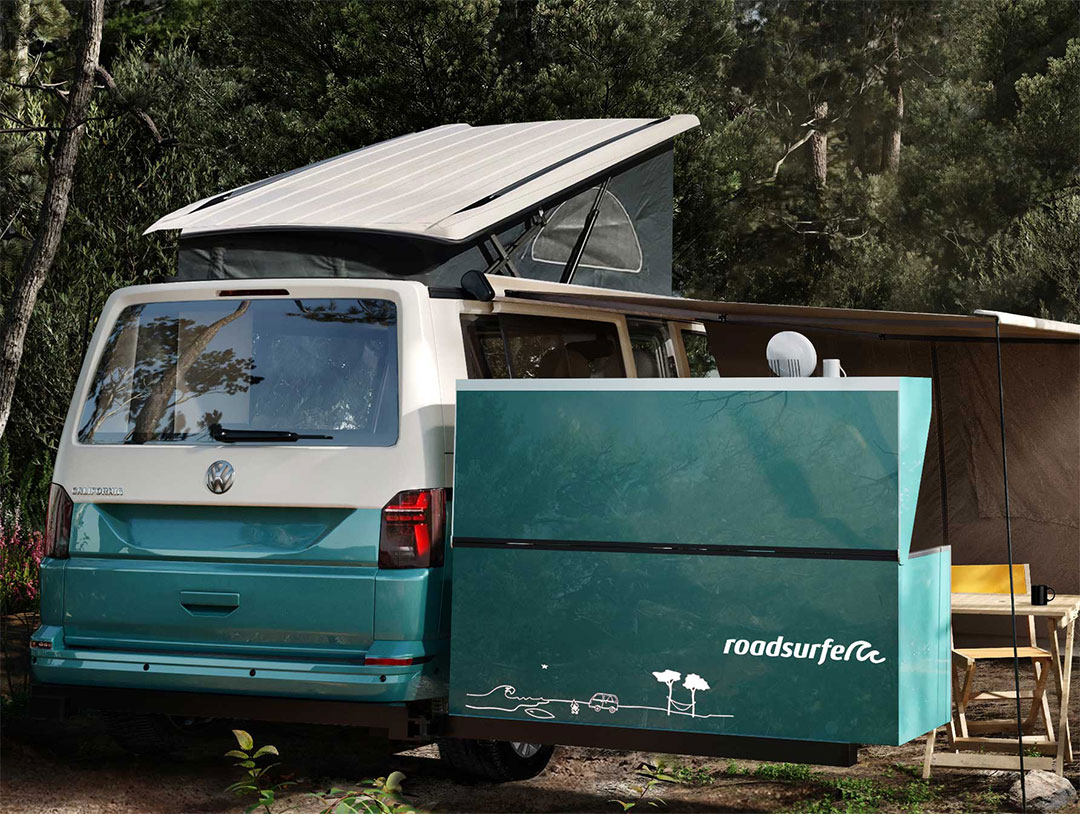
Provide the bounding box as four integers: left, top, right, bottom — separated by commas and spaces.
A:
2, 614, 1078, 814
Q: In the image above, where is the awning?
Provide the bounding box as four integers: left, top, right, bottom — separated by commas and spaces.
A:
493, 278, 1080, 342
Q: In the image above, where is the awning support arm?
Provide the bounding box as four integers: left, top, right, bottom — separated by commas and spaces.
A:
482, 211, 549, 277
560, 178, 610, 285
488, 235, 520, 277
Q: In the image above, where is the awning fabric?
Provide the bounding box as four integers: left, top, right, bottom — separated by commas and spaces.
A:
500, 282, 1080, 596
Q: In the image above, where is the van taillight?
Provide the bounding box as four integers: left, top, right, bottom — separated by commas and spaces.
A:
379, 489, 446, 568
45, 484, 74, 559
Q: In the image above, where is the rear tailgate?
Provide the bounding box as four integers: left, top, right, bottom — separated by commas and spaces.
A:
63, 504, 379, 658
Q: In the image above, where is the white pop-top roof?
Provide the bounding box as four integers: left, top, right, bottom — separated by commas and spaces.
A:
146, 116, 699, 242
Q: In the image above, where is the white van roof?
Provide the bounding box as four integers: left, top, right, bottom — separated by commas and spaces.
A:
146, 116, 699, 242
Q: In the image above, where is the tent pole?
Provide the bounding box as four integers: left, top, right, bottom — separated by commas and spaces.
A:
560, 178, 610, 285
994, 316, 1026, 811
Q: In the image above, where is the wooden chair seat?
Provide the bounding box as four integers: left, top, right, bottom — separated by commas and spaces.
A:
954, 646, 1052, 663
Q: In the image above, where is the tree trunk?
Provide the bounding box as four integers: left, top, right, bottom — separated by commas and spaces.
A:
0, 0, 105, 439
881, 23, 903, 174
851, 93, 867, 173
810, 100, 828, 189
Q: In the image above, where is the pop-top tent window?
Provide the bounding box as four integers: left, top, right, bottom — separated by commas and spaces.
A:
530, 187, 643, 274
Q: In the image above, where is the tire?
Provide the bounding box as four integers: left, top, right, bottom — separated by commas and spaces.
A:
102, 710, 209, 755
437, 738, 554, 781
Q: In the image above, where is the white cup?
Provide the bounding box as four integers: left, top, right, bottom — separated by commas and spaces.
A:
823, 358, 844, 378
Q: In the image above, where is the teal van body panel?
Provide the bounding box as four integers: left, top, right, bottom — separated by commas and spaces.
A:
374, 570, 445, 643
60, 504, 381, 657
896, 547, 952, 744
69, 503, 380, 563
38, 559, 66, 626
452, 387, 908, 552
450, 379, 950, 746
35, 503, 449, 701
31, 643, 434, 702
62, 557, 377, 656
897, 378, 933, 562
451, 548, 903, 742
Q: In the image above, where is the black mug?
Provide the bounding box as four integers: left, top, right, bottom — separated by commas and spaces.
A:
1031, 584, 1056, 606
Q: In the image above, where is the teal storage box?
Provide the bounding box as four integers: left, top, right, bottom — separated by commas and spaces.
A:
450, 378, 950, 748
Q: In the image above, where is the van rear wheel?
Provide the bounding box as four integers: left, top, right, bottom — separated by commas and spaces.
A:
437, 738, 554, 781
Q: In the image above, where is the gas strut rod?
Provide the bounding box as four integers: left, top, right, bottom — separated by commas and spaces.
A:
560, 178, 610, 285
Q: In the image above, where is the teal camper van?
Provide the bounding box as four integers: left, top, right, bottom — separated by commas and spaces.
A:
36, 115, 1076, 780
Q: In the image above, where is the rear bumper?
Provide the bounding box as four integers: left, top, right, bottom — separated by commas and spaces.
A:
30, 633, 447, 707
30, 682, 430, 740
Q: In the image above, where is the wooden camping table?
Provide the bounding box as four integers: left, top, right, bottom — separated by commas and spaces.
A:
944, 592, 1080, 775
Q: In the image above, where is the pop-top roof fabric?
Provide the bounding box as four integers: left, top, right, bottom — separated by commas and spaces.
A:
148, 116, 698, 242
176, 149, 675, 295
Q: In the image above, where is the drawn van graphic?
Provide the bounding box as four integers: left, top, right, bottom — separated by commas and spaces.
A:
588, 693, 619, 713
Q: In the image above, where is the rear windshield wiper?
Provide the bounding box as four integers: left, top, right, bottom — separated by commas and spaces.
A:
209, 423, 333, 443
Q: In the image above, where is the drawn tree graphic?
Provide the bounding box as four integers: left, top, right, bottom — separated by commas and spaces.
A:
683, 673, 710, 718
652, 669, 682, 715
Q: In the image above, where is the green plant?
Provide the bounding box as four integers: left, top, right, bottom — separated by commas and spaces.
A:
831, 777, 886, 812
899, 778, 934, 807
890, 763, 922, 780
754, 763, 820, 784
224, 729, 294, 814
611, 762, 680, 810
669, 763, 716, 785
313, 772, 422, 814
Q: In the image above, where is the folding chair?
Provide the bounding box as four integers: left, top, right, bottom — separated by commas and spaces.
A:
923, 563, 1055, 778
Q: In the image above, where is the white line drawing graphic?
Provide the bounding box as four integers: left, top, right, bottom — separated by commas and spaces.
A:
652, 669, 681, 714
683, 673, 711, 718
588, 693, 619, 713
464, 670, 732, 723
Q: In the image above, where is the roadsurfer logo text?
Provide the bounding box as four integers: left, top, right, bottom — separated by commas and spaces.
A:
723, 636, 886, 665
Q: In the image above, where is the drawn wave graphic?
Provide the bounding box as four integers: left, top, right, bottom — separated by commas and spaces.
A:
465, 684, 552, 703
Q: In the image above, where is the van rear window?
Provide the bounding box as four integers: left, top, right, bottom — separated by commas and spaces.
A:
77, 298, 398, 446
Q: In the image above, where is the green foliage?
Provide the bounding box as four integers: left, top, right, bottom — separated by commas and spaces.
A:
667, 762, 716, 785
1, 0, 1077, 524
610, 761, 680, 810
312, 772, 424, 814
224, 729, 294, 814
697, 761, 938, 814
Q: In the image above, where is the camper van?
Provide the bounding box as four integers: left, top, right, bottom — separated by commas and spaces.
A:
30, 117, 719, 780
30, 116, 1077, 779
32, 269, 723, 779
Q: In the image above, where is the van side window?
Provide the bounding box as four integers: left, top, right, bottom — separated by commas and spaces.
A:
462, 314, 626, 379
681, 331, 719, 377
626, 319, 676, 377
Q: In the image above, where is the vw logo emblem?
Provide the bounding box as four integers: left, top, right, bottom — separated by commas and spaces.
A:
206, 460, 234, 494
